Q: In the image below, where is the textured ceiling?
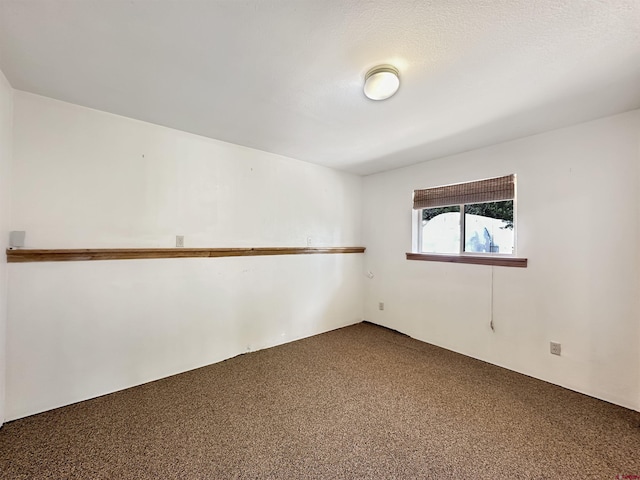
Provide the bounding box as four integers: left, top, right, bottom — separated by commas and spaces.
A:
1, 0, 639, 175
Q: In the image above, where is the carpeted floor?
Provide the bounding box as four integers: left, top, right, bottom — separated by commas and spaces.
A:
0, 322, 639, 479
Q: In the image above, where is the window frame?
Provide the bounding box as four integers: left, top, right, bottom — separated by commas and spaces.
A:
416, 200, 516, 257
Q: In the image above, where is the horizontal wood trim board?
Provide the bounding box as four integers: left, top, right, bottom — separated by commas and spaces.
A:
406, 252, 527, 268
7, 247, 366, 263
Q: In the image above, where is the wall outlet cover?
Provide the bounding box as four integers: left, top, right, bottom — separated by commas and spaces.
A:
9, 231, 26, 248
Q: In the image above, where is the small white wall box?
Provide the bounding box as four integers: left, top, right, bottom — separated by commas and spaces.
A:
9, 231, 26, 248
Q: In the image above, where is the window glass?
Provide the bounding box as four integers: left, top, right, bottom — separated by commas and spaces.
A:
421, 206, 460, 254
464, 200, 514, 254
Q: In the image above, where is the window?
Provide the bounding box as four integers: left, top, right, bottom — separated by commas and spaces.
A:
408, 175, 525, 267
420, 200, 514, 254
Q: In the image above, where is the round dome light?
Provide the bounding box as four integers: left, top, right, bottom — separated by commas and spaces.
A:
363, 65, 400, 100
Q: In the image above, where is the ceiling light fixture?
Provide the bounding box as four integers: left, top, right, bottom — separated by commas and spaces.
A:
363, 65, 400, 100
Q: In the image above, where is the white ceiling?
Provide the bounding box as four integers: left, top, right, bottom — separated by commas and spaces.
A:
1, 1, 639, 175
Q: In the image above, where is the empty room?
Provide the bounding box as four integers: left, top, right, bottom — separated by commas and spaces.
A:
0, 1, 639, 478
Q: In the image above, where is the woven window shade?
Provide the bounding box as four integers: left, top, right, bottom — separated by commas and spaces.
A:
413, 174, 515, 210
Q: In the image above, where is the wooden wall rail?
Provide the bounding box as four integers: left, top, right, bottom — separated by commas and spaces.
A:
6, 247, 366, 263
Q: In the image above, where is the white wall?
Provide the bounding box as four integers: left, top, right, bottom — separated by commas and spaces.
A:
0, 70, 13, 425
363, 110, 640, 411
6, 92, 364, 420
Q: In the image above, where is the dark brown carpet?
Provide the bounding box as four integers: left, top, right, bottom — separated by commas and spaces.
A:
1, 322, 639, 479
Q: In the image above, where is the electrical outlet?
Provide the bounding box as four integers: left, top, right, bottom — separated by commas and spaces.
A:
378, 302, 384, 311
176, 235, 184, 248
307, 236, 312, 246
550, 342, 561, 356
